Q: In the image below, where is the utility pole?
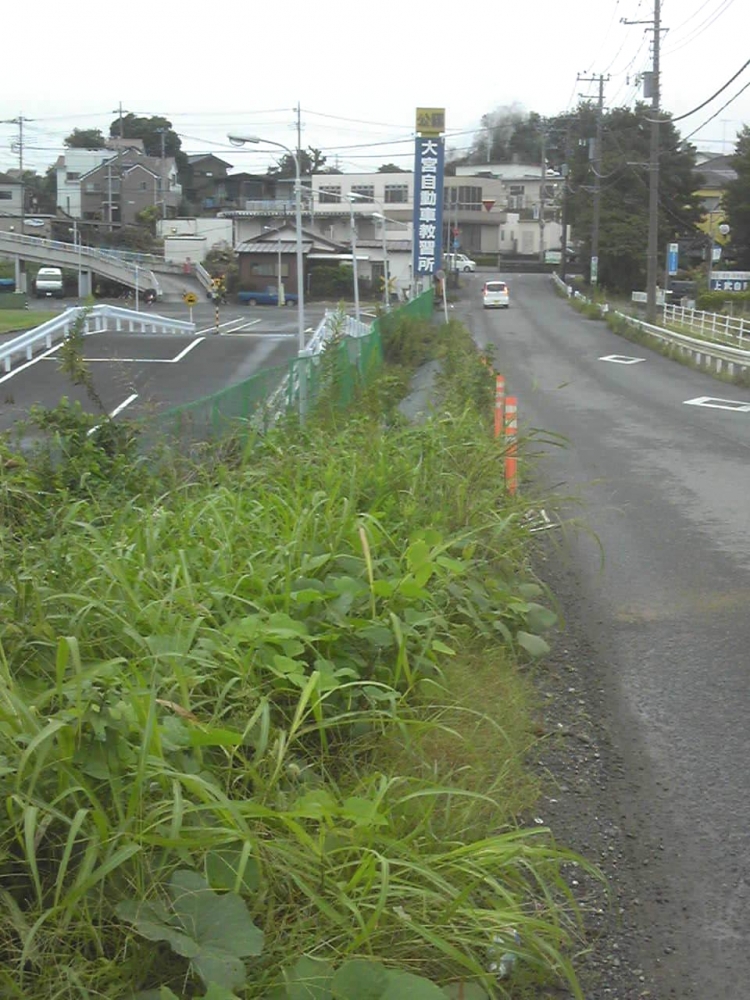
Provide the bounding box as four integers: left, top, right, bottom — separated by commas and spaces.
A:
539, 128, 547, 263
2, 115, 33, 234
578, 74, 608, 287
624, 0, 663, 322
156, 127, 167, 218
560, 119, 573, 285
112, 103, 127, 139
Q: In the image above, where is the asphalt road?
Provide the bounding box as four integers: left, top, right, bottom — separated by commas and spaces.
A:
455, 272, 750, 998
0, 300, 330, 433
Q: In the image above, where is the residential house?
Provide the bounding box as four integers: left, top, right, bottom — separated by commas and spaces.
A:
235, 223, 349, 294
694, 152, 737, 238
0, 171, 23, 217
183, 154, 233, 212
55, 145, 136, 217
79, 147, 182, 225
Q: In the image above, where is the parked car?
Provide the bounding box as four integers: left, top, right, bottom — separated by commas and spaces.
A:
34, 267, 64, 299
444, 253, 476, 273
237, 286, 298, 306
482, 280, 509, 309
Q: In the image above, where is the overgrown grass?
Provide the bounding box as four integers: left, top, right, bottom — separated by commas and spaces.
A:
0, 317, 596, 999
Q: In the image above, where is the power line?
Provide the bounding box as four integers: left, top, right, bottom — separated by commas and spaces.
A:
643, 56, 750, 122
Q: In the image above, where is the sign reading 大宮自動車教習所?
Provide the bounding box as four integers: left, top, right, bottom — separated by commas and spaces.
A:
413, 136, 445, 278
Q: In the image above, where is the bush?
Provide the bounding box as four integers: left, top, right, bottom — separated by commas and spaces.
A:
696, 289, 750, 313
308, 264, 372, 301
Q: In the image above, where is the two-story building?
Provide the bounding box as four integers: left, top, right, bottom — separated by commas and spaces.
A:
183, 154, 233, 213
78, 147, 182, 225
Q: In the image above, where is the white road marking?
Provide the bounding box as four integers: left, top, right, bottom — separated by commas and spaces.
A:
87, 393, 139, 436
599, 355, 646, 364
43, 337, 206, 365
684, 396, 750, 412
171, 338, 206, 362
109, 393, 139, 418
0, 343, 62, 384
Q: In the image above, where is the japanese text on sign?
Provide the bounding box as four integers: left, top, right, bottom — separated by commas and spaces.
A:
413, 136, 445, 277
415, 107, 445, 136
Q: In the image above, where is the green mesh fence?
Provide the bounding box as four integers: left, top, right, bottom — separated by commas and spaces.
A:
149, 291, 433, 446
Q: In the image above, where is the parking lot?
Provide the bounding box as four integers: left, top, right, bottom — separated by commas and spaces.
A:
0, 300, 333, 434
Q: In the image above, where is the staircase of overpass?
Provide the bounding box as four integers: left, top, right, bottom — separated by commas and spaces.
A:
0, 231, 210, 301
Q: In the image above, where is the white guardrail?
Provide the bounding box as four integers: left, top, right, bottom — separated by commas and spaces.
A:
552, 272, 750, 379
0, 305, 196, 374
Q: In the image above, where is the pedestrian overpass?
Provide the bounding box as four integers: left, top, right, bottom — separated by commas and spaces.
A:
0, 231, 213, 301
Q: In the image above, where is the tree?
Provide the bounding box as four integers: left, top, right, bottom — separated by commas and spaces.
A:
21, 168, 56, 214
722, 126, 750, 268
267, 146, 328, 178
108, 114, 188, 177
552, 102, 702, 292
377, 163, 407, 173
65, 128, 107, 149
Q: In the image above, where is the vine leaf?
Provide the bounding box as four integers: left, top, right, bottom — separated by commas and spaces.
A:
117, 870, 263, 990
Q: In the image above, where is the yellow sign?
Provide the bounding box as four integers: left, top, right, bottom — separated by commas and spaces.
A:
183, 292, 198, 306
416, 107, 446, 136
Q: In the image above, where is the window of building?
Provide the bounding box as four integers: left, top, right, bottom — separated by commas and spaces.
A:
66, 172, 81, 181
509, 185, 525, 196
319, 185, 341, 204
384, 184, 408, 203
85, 182, 101, 193
140, 182, 148, 191
444, 186, 482, 211
351, 185, 374, 202
254, 262, 289, 278
0, 191, 12, 200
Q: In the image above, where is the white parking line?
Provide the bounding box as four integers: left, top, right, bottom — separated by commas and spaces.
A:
49, 337, 206, 365
0, 343, 62, 384
87, 393, 139, 436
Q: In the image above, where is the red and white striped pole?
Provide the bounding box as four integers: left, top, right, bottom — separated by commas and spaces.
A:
504, 395, 518, 495
494, 374, 506, 439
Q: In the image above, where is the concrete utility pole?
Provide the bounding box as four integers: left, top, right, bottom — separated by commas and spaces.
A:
156, 127, 167, 218
539, 128, 547, 262
578, 74, 608, 286
624, 0, 663, 322
560, 119, 573, 284
2, 115, 33, 234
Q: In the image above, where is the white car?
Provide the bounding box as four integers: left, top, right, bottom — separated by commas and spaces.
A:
482, 280, 509, 309
444, 253, 476, 273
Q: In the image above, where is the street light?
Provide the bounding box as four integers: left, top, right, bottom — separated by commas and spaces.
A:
347, 189, 390, 312
228, 133, 305, 352
344, 195, 361, 326
262, 224, 285, 307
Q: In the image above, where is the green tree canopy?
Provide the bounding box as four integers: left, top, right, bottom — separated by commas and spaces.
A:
267, 146, 328, 178
552, 102, 702, 291
64, 128, 107, 149
377, 162, 407, 173
108, 114, 188, 177
723, 126, 750, 268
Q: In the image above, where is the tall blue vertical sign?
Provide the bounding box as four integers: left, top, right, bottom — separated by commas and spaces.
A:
413, 135, 445, 278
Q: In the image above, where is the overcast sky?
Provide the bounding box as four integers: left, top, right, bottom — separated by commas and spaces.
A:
1, 0, 748, 177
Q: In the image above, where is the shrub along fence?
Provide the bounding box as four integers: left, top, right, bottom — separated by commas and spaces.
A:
150, 290, 434, 444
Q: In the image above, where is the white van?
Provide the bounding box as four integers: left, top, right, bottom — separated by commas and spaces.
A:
443, 253, 476, 273
482, 280, 510, 309
34, 267, 64, 299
